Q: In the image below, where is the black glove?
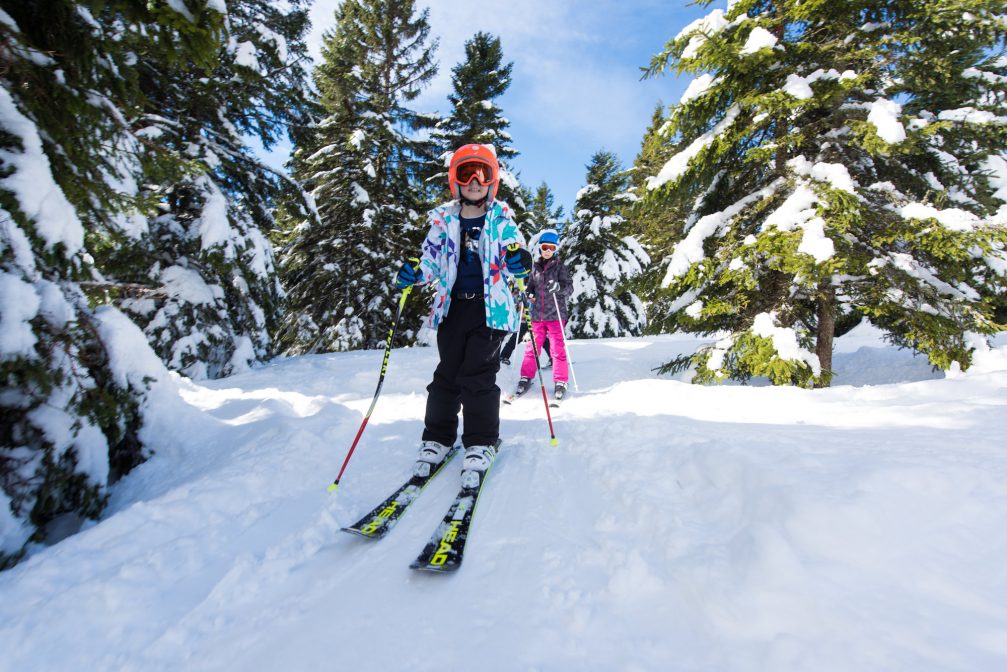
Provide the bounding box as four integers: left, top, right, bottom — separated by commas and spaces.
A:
505, 246, 532, 279
395, 260, 421, 289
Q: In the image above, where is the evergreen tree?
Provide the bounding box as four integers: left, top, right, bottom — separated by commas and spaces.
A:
0, 0, 224, 567
429, 32, 527, 218
92, 0, 313, 379
629, 101, 680, 326
565, 150, 650, 338
276, 0, 438, 354
524, 182, 566, 238
643, 0, 1007, 387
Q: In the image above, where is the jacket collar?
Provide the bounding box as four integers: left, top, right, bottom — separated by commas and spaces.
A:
433, 200, 501, 221
537, 255, 558, 269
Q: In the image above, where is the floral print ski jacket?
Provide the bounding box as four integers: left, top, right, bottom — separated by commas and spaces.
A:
417, 200, 526, 333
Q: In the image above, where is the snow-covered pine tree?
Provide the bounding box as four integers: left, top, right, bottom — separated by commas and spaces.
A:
92, 0, 313, 379
0, 0, 223, 568
643, 0, 1007, 387
429, 32, 527, 219
565, 150, 650, 338
525, 182, 566, 238
628, 101, 682, 326
276, 0, 438, 354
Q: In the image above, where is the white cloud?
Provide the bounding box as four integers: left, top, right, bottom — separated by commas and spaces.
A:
419, 0, 588, 107
512, 57, 659, 147
306, 0, 658, 142
298, 0, 706, 210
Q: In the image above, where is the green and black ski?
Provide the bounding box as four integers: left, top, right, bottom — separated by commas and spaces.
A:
410, 440, 502, 573
342, 445, 460, 540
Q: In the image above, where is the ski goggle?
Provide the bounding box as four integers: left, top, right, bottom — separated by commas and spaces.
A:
456, 161, 493, 186
539, 243, 557, 251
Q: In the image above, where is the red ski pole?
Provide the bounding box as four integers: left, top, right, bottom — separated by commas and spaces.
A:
328, 270, 416, 493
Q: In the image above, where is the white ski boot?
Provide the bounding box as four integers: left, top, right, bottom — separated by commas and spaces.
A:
413, 440, 452, 478
460, 443, 498, 489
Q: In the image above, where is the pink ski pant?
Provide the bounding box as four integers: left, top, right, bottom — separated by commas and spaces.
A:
519, 320, 568, 383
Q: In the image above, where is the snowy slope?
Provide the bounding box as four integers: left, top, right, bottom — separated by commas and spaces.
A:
2, 327, 1007, 671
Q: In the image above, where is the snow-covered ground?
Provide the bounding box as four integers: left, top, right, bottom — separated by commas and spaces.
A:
2, 325, 1007, 671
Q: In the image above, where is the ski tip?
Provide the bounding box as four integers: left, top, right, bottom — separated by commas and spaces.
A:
342, 527, 382, 539
410, 562, 460, 574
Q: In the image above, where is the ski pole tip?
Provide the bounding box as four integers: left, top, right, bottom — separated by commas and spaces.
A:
327, 482, 340, 494
550, 437, 559, 447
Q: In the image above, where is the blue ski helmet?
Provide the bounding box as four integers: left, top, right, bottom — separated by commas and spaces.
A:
538, 229, 560, 249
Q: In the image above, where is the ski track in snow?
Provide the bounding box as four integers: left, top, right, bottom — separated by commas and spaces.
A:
2, 329, 1007, 671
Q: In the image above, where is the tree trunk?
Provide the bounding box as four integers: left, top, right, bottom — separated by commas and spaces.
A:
815, 281, 836, 388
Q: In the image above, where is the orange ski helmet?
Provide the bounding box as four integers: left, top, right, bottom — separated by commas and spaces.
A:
448, 144, 500, 203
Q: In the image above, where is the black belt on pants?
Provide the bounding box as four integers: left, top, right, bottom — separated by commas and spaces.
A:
452, 292, 482, 300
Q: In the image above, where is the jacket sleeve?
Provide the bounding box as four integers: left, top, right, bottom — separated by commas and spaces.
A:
417, 214, 444, 285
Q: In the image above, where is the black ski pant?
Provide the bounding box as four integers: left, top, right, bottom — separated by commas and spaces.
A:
422, 297, 507, 448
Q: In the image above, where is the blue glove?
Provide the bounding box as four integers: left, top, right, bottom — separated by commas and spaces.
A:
505, 246, 532, 279
395, 260, 421, 289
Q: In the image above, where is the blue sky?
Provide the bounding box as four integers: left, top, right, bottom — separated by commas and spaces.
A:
265, 0, 714, 216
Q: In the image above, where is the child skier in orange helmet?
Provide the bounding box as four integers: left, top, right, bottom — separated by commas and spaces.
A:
394, 144, 531, 488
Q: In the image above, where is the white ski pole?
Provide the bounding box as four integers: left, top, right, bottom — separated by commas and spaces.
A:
552, 291, 579, 392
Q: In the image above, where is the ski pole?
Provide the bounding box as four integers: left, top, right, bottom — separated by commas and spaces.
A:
552, 292, 579, 392
328, 263, 417, 494
520, 283, 558, 446
509, 245, 558, 446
